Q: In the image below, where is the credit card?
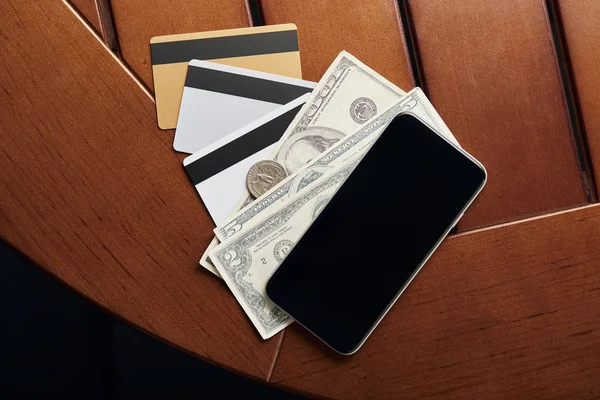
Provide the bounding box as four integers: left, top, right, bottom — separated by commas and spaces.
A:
151, 24, 301, 129
175, 60, 314, 154
183, 95, 308, 225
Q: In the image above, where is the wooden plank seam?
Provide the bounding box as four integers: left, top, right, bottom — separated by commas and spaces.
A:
62, 0, 154, 102
246, 0, 265, 26
545, 0, 598, 202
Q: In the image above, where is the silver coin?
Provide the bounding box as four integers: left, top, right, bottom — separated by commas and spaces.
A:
246, 160, 288, 199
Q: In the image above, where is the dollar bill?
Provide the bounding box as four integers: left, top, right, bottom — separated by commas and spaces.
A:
214, 87, 457, 242
209, 107, 460, 338
210, 159, 361, 339
268, 51, 407, 175
199, 50, 408, 272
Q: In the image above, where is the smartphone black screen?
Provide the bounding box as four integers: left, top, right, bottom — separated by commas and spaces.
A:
266, 114, 486, 354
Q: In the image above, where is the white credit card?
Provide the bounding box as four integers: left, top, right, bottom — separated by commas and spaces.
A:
183, 95, 309, 225
174, 60, 315, 154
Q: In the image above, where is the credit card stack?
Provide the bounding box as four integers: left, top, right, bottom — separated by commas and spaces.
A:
152, 26, 461, 339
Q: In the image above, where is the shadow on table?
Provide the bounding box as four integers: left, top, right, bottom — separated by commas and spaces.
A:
0, 240, 306, 398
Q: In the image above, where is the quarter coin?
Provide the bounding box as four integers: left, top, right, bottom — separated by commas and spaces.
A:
247, 160, 288, 199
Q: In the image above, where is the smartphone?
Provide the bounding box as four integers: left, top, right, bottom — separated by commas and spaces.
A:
266, 113, 487, 354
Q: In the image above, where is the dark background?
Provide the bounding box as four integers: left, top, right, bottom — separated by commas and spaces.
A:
0, 240, 305, 398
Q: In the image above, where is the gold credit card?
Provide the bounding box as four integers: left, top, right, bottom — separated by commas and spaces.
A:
150, 24, 302, 130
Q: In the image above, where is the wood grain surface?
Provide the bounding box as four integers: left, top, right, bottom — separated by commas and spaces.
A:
556, 0, 600, 194
270, 204, 600, 399
110, 0, 252, 90
3, 0, 600, 397
0, 0, 280, 380
408, 0, 587, 230
261, 0, 414, 89
70, 0, 102, 35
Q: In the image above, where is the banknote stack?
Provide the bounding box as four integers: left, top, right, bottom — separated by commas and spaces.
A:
181, 51, 460, 339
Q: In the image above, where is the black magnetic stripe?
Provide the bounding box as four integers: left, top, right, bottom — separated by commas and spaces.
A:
185, 103, 303, 185
185, 66, 313, 104
151, 30, 298, 65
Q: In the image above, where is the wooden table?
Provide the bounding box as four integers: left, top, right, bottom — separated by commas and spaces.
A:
2, 1, 599, 398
